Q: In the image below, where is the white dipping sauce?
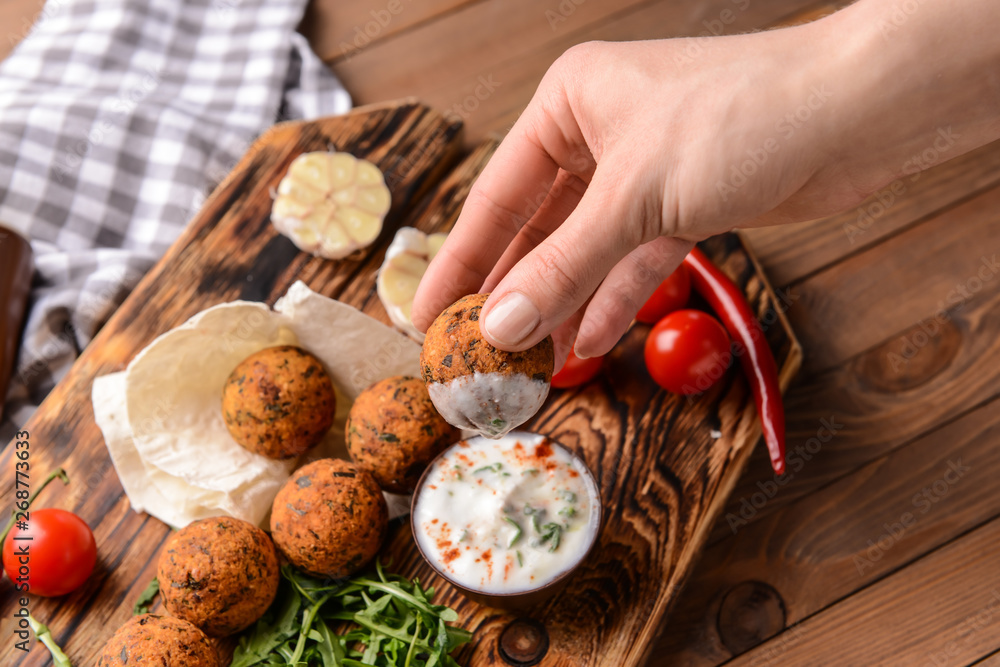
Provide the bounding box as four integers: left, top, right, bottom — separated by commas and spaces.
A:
426, 372, 549, 439
413, 432, 600, 594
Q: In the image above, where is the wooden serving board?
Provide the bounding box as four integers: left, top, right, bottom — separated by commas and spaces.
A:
0, 100, 800, 666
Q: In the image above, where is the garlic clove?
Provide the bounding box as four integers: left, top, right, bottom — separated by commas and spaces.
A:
271, 151, 392, 259
427, 232, 447, 260
376, 228, 449, 342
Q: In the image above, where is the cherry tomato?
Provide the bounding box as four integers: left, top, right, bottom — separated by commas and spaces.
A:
636, 264, 691, 324
644, 309, 732, 395
3, 508, 97, 597
552, 349, 604, 388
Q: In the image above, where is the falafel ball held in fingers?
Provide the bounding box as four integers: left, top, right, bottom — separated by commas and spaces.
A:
421, 293, 554, 438
156, 516, 280, 637
346, 375, 461, 493
270, 458, 389, 578
96, 614, 220, 667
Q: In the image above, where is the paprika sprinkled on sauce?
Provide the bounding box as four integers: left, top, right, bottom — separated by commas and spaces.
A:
413, 432, 600, 594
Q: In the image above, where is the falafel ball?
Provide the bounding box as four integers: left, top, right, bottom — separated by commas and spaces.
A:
157, 516, 280, 637
96, 614, 220, 667
222, 345, 336, 459
346, 375, 460, 493
270, 458, 388, 577
420, 293, 554, 438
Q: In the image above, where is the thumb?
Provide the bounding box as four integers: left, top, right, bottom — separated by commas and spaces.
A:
479, 169, 648, 352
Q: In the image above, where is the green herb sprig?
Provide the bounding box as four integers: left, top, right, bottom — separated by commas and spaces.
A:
28, 615, 71, 667
538, 523, 563, 553
503, 517, 522, 547
133, 577, 160, 615
0, 468, 68, 545
231, 561, 471, 667
523, 505, 542, 533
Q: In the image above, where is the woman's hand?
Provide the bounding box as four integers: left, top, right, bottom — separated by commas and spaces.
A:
411, 0, 1000, 365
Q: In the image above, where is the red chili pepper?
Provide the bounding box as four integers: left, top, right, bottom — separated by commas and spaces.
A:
682, 247, 786, 475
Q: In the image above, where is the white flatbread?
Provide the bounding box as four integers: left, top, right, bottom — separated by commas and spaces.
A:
93, 282, 422, 528
125, 301, 298, 492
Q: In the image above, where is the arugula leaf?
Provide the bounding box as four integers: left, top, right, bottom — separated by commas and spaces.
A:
133, 577, 159, 615
288, 589, 338, 665
231, 581, 303, 667
230, 563, 470, 667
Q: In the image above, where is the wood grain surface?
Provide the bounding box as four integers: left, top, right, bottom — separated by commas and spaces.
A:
0, 101, 800, 666
787, 185, 1000, 375
7, 0, 1000, 665
709, 276, 1000, 545
664, 396, 1000, 665
726, 514, 1000, 667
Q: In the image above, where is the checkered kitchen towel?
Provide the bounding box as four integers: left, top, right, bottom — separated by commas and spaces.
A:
0, 0, 351, 440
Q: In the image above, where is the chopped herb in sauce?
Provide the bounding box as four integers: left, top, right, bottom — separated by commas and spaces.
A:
538, 523, 563, 552
504, 517, 523, 547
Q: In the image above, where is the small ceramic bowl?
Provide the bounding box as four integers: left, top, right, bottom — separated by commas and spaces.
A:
410, 431, 602, 610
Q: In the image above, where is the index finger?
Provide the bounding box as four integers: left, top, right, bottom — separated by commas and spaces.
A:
411, 128, 559, 331
411, 83, 595, 331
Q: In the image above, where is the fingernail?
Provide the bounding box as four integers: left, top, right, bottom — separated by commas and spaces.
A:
574, 321, 594, 358
483, 292, 540, 347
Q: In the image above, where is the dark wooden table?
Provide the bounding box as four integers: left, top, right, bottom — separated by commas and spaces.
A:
5, 0, 1000, 665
